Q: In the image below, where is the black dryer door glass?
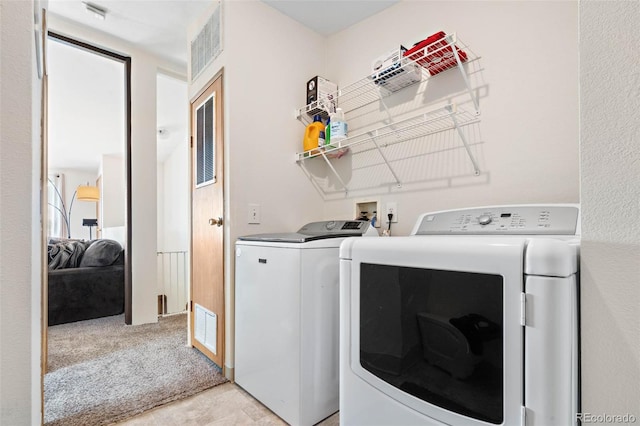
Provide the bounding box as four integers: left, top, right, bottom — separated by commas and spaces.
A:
360, 263, 504, 424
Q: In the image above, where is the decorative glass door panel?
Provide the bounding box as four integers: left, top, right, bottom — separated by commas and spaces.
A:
196, 94, 215, 186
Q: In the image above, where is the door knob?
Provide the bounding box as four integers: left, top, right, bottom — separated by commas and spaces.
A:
209, 217, 223, 227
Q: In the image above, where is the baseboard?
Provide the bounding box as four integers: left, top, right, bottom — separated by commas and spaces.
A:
224, 365, 234, 382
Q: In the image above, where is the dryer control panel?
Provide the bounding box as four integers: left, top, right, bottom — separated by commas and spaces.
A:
413, 206, 579, 235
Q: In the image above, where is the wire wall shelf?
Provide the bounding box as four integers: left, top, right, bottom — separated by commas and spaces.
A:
296, 104, 477, 161
295, 32, 482, 196
296, 33, 480, 123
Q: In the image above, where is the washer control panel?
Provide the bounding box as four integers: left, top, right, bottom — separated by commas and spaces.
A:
413, 206, 579, 235
298, 220, 368, 235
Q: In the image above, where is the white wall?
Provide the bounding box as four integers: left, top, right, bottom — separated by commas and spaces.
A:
48, 14, 185, 325
322, 1, 579, 235
157, 71, 189, 253
0, 1, 42, 424
159, 144, 189, 252
49, 169, 99, 240
129, 49, 161, 325
188, 1, 327, 375
100, 154, 125, 229
157, 143, 189, 305
157, 161, 165, 253
100, 154, 126, 246
580, 1, 640, 419
156, 71, 189, 314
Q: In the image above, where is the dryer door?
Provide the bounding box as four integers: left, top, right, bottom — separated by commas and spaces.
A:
345, 236, 526, 426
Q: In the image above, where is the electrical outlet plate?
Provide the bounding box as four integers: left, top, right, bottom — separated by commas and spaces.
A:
386, 202, 398, 223
248, 204, 260, 224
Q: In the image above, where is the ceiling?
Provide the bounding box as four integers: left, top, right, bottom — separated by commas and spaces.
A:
47, 0, 213, 66
262, 1, 399, 36
47, 0, 400, 66
46, 0, 398, 172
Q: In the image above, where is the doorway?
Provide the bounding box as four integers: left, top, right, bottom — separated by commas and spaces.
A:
156, 72, 190, 317
45, 31, 132, 346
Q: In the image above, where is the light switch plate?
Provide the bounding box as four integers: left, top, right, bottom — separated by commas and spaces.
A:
248, 204, 260, 224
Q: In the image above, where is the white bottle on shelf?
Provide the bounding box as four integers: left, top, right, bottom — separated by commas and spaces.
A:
329, 108, 348, 141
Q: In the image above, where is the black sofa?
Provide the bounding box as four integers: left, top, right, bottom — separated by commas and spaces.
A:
47, 238, 125, 326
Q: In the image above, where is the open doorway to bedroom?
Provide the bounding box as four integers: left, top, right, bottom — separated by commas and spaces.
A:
45, 32, 131, 330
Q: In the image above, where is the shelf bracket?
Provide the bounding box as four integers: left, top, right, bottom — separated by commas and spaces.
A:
448, 33, 480, 114
378, 90, 399, 136
297, 159, 330, 197
368, 131, 402, 188
319, 151, 349, 193
448, 105, 480, 175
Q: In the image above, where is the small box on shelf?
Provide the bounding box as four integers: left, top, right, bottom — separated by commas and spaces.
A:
370, 46, 422, 92
306, 76, 338, 116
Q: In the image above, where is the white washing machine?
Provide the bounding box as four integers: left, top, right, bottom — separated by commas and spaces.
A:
339, 205, 580, 426
235, 220, 378, 426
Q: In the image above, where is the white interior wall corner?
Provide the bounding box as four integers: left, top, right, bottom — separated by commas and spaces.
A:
579, 0, 640, 416
0, 1, 42, 423
130, 55, 158, 324
162, 143, 189, 252
157, 161, 165, 253
30, 16, 44, 425
101, 155, 125, 229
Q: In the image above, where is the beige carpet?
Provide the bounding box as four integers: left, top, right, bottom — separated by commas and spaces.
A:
45, 313, 227, 425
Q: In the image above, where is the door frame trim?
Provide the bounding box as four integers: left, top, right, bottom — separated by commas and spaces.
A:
45, 32, 133, 323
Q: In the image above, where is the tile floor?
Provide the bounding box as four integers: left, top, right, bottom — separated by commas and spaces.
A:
116, 382, 340, 426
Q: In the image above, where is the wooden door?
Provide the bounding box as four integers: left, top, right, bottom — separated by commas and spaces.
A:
190, 73, 224, 368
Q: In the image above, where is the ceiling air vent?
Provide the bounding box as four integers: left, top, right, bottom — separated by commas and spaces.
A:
190, 1, 222, 81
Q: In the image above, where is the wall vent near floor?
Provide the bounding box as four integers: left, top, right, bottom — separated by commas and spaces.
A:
190, 1, 222, 81
194, 303, 217, 354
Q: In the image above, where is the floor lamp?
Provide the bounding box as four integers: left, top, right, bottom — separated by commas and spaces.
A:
83, 218, 99, 240
48, 178, 100, 238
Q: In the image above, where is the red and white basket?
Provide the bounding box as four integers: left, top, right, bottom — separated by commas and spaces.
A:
404, 31, 468, 76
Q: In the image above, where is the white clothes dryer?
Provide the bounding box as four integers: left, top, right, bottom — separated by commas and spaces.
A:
339, 205, 580, 426
235, 220, 378, 426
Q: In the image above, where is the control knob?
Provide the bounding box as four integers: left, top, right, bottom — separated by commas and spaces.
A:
478, 214, 492, 225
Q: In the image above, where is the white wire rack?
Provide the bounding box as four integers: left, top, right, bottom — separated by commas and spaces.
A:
297, 104, 478, 160
296, 33, 480, 123
295, 33, 482, 195
296, 104, 480, 193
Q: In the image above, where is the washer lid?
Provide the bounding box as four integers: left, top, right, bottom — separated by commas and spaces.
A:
238, 220, 372, 243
